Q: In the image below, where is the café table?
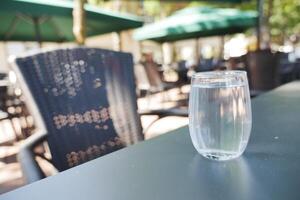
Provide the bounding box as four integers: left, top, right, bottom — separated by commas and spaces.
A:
1, 81, 300, 200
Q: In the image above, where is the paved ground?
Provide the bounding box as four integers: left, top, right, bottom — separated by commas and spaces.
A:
0, 87, 189, 194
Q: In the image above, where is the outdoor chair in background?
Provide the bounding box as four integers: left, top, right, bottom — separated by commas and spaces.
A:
143, 62, 175, 94
137, 52, 189, 99
134, 61, 188, 132
245, 49, 280, 96
0, 74, 9, 119
0, 76, 16, 172
196, 58, 220, 72
0, 78, 11, 144
278, 52, 296, 84
295, 58, 300, 79
0, 73, 9, 121
139, 54, 181, 96
0, 75, 34, 145
175, 60, 190, 85
227, 55, 247, 71
11, 47, 144, 184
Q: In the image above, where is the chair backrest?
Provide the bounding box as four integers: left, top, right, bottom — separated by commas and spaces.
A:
133, 63, 151, 91
142, 62, 164, 91
246, 49, 279, 91
12, 47, 144, 171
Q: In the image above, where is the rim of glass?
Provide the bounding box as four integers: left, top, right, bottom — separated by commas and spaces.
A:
192, 70, 247, 79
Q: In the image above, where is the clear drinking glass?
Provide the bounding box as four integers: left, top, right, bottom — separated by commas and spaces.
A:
189, 71, 252, 161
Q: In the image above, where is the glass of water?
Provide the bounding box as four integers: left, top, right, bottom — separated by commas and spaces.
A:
189, 70, 252, 161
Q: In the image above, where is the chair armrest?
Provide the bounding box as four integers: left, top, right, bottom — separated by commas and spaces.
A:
139, 107, 188, 118
21, 130, 48, 149
17, 131, 48, 183
139, 108, 188, 134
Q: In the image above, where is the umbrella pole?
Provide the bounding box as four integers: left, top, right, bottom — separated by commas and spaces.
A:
256, 0, 264, 50
195, 38, 200, 67
2, 42, 10, 73
117, 32, 122, 51
219, 36, 225, 59
137, 41, 142, 63
33, 17, 42, 48
161, 44, 165, 67
73, 0, 86, 45
112, 32, 122, 51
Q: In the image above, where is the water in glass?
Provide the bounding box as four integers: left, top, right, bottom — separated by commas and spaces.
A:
189, 71, 252, 161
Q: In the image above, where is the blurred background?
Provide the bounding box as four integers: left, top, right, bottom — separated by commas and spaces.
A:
0, 0, 299, 194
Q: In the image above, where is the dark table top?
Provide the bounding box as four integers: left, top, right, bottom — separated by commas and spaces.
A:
2, 81, 300, 200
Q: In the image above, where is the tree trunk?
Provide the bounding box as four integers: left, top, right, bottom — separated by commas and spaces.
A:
256, 0, 264, 50
266, 0, 273, 45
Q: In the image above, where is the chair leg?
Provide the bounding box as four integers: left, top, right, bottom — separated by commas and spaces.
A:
146, 90, 152, 108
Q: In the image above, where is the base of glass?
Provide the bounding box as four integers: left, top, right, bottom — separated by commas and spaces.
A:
199, 150, 242, 161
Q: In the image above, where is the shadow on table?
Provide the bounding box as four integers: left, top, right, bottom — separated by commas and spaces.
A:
188, 154, 267, 199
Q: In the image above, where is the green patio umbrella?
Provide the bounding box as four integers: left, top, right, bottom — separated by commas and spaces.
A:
158, 0, 249, 2
134, 7, 257, 43
0, 0, 144, 43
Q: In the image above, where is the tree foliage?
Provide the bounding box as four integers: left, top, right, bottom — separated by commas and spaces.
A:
87, 0, 300, 44
269, 0, 300, 43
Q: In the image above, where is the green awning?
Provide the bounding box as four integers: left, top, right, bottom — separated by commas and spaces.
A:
134, 7, 257, 43
0, 0, 144, 42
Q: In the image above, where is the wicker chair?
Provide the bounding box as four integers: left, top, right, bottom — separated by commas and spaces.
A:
11, 47, 144, 183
